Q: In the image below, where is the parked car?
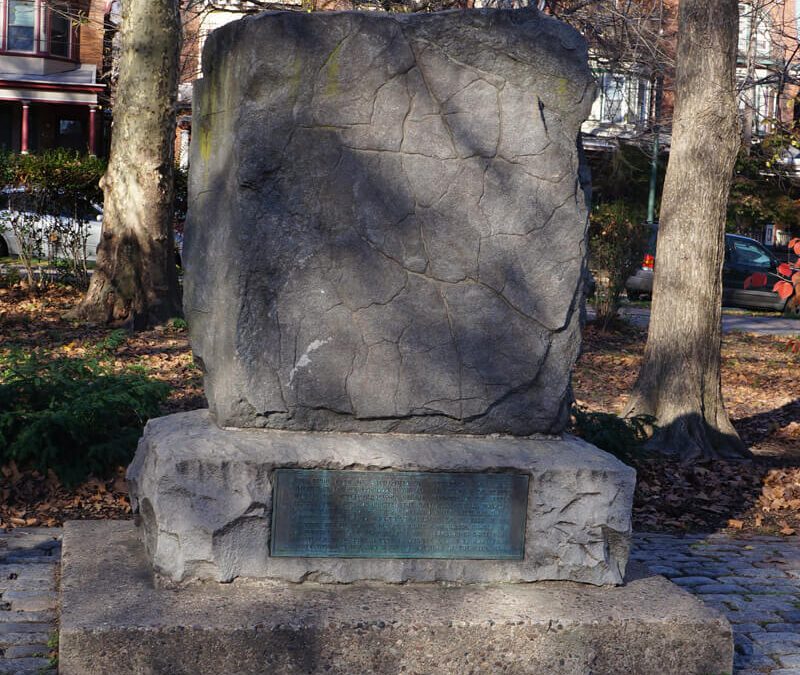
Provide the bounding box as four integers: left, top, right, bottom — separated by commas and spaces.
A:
626, 226, 794, 312
0, 190, 103, 262
0, 191, 185, 268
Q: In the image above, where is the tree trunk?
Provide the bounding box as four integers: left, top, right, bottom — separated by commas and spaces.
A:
741, 2, 759, 153
624, 0, 750, 461
68, 0, 182, 328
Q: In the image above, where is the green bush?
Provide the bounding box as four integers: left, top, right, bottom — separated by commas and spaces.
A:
569, 405, 654, 465
0, 265, 21, 288
588, 202, 648, 329
173, 165, 188, 231
0, 340, 169, 485
0, 150, 106, 290
728, 136, 800, 235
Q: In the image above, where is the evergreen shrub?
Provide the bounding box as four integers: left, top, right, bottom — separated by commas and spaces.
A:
0, 333, 169, 484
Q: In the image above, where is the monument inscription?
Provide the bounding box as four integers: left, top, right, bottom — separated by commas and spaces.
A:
271, 469, 529, 559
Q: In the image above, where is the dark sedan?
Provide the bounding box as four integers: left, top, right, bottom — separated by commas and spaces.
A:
625, 228, 792, 312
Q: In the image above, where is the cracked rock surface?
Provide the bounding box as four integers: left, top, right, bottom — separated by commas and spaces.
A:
185, 7, 595, 433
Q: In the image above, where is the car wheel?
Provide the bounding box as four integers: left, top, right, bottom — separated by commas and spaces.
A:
0, 236, 8, 258
627, 290, 640, 302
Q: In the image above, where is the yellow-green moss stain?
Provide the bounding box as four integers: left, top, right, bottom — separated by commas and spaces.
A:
198, 67, 223, 166
199, 86, 214, 165
290, 56, 302, 104
323, 40, 344, 98
556, 77, 569, 102
199, 123, 212, 164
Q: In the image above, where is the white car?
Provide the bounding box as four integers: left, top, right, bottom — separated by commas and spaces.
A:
0, 192, 103, 263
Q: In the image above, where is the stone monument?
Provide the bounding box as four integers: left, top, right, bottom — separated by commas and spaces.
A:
58, 7, 734, 674
129, 5, 634, 587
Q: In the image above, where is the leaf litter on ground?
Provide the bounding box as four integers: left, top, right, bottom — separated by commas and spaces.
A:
0, 284, 205, 529
576, 321, 800, 537
2, 283, 800, 536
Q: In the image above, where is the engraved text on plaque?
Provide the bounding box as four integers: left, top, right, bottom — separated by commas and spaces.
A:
270, 469, 529, 559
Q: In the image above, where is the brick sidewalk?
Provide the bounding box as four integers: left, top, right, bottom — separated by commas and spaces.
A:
633, 533, 800, 675
0, 528, 60, 675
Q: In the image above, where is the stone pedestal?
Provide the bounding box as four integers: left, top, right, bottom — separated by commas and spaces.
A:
127, 410, 635, 586
59, 521, 734, 675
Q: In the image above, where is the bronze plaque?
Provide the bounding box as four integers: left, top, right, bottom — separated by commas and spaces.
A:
270, 469, 528, 559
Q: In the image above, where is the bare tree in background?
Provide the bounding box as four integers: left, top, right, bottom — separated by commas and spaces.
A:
623, 0, 748, 461
737, 0, 800, 150
67, 0, 182, 327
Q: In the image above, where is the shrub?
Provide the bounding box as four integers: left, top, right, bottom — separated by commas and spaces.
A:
0, 150, 106, 290
173, 165, 188, 233
0, 342, 169, 485
0, 265, 21, 288
728, 136, 800, 234
588, 202, 648, 330
569, 405, 655, 465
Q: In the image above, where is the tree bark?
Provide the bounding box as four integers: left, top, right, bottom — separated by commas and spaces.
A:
69, 0, 182, 328
740, 2, 759, 153
624, 0, 750, 461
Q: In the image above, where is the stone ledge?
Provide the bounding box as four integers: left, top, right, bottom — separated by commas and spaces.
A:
126, 410, 635, 585
59, 521, 734, 675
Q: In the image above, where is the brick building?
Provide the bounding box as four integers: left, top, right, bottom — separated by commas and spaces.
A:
581, 0, 800, 151
0, 0, 105, 155
173, 1, 800, 166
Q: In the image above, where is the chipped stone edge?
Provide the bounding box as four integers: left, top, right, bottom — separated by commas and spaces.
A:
127, 410, 635, 587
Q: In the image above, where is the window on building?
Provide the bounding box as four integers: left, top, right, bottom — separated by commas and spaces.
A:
739, 3, 751, 54
3, 1, 78, 58
7, 0, 36, 52
755, 17, 771, 58
588, 69, 651, 128
601, 73, 626, 124
739, 3, 773, 60
57, 118, 83, 150
49, 7, 70, 57
738, 70, 777, 136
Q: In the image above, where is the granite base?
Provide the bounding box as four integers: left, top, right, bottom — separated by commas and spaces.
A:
59, 521, 734, 675
126, 410, 636, 586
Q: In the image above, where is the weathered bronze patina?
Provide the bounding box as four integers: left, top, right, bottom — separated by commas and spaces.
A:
271, 469, 528, 559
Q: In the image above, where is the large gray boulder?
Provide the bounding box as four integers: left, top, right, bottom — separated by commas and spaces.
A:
185, 7, 595, 434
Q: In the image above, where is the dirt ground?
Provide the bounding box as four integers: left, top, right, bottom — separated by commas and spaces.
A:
2, 283, 800, 536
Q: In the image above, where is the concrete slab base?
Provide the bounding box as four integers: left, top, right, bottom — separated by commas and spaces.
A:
59, 521, 734, 675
